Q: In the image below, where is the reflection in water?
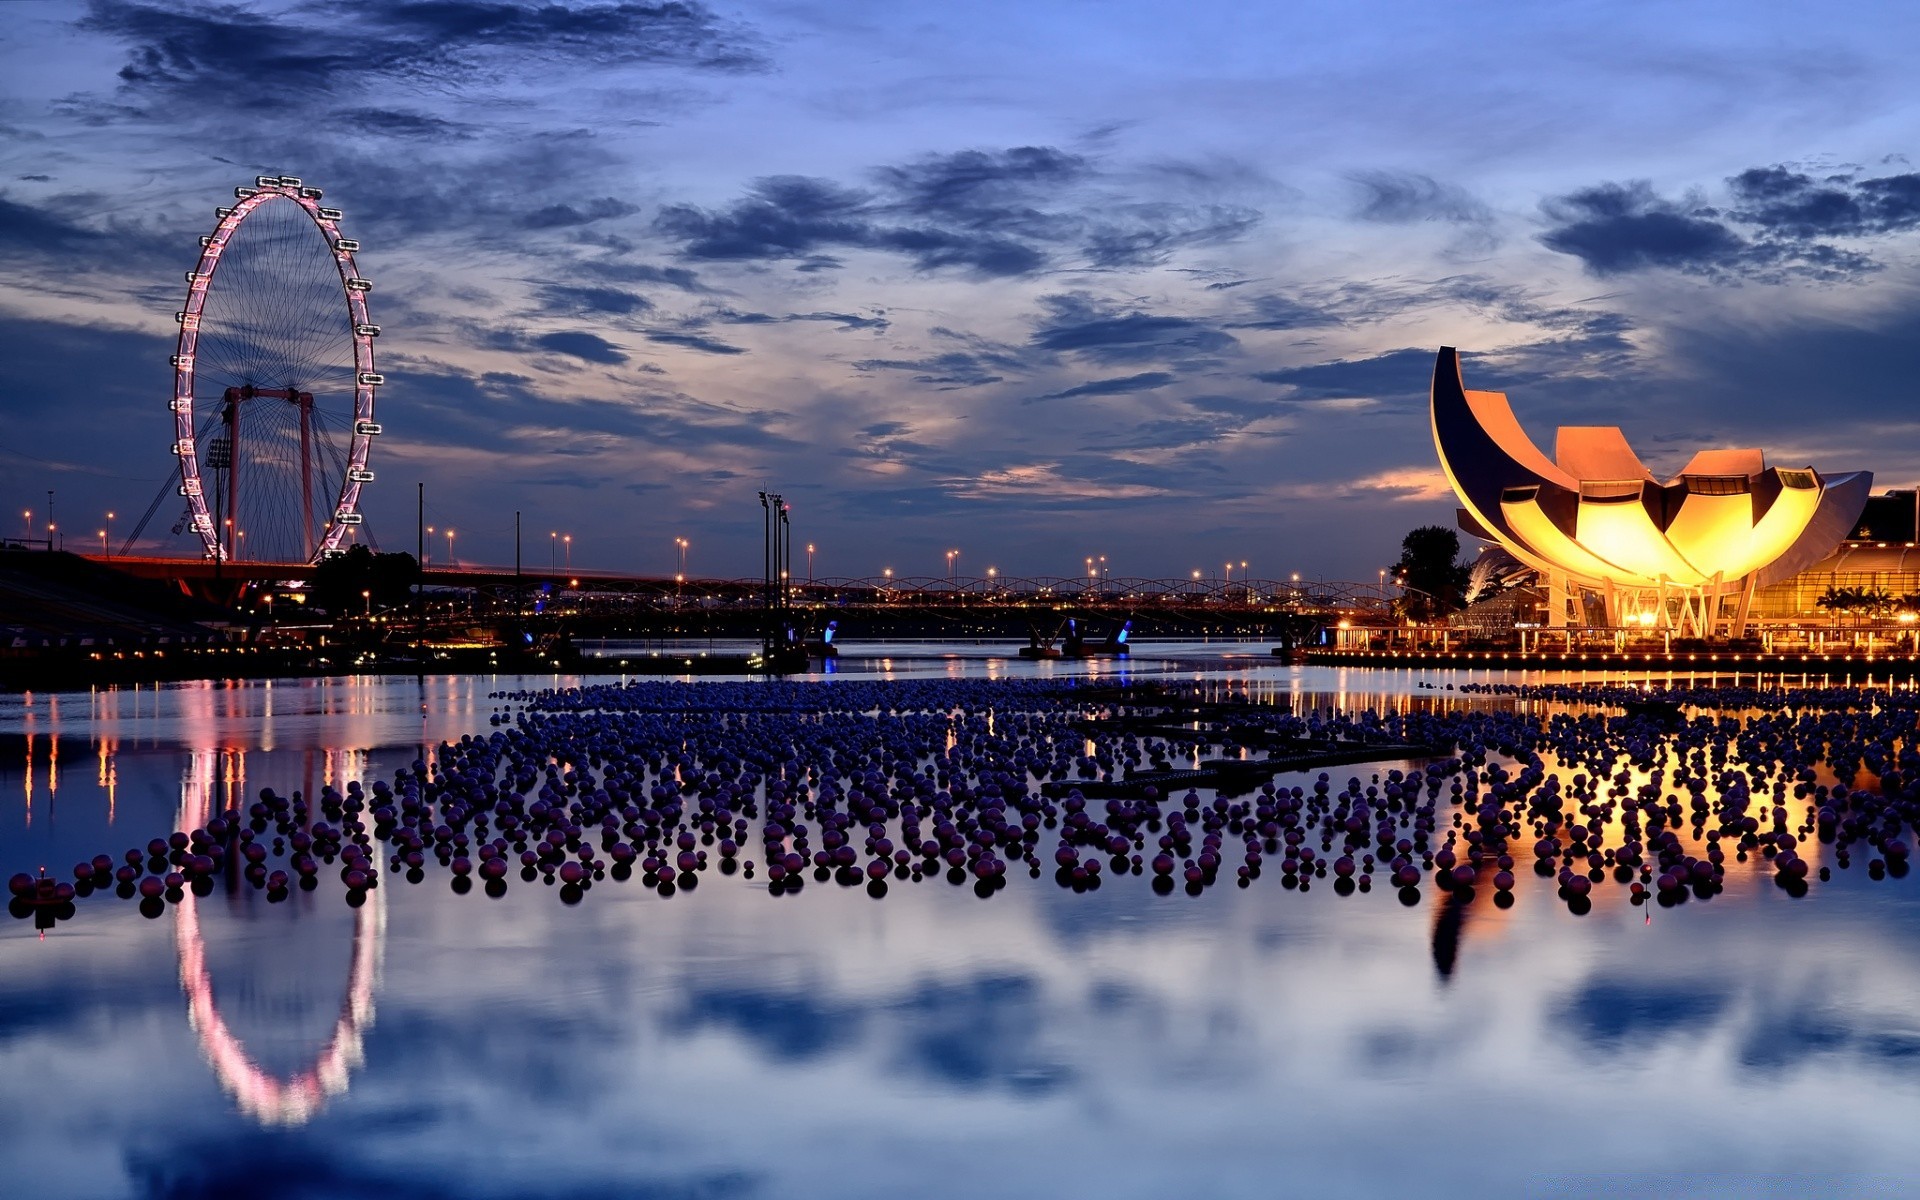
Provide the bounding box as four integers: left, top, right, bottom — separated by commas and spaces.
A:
174, 885, 384, 1126
8, 667, 1920, 1195
174, 735, 387, 1126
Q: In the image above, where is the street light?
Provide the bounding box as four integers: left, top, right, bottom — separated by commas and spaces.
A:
446, 528, 455, 566
105, 511, 115, 558
676, 536, 688, 578
806, 542, 815, 584
97, 528, 106, 555
362, 589, 372, 618
236, 529, 245, 561
551, 531, 558, 572
563, 534, 571, 570
946, 548, 958, 578
426, 526, 435, 567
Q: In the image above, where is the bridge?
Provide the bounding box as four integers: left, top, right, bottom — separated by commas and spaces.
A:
88, 554, 1396, 617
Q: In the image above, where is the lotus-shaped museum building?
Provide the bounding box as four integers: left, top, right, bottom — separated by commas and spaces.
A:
1430, 347, 1871, 632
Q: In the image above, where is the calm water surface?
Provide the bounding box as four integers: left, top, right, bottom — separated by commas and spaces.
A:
3, 652, 1917, 1198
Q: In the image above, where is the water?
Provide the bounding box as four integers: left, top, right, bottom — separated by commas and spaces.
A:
4, 654, 1920, 1198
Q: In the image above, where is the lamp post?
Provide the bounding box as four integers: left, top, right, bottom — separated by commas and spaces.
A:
563, 534, 570, 570
98, 528, 106, 555
551, 531, 557, 573
806, 542, 814, 585
362, 589, 371, 618
676, 536, 688, 578
105, 511, 114, 558
946, 548, 958, 578
446, 528, 455, 567
425, 526, 435, 567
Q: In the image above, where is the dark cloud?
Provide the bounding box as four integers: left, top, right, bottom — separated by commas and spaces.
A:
77, 0, 767, 113
644, 329, 746, 355
479, 328, 629, 364
713, 308, 889, 332
1556, 980, 1730, 1048
1350, 170, 1492, 226
876, 145, 1088, 233
535, 284, 655, 317
1727, 165, 1920, 239
1031, 292, 1238, 365
1540, 182, 1749, 276
520, 198, 640, 229
1253, 348, 1434, 402
1539, 170, 1891, 281
851, 352, 1009, 390
578, 260, 709, 293
336, 107, 477, 140
0, 192, 107, 255
655, 146, 1259, 278
656, 172, 1046, 277
1229, 292, 1342, 331
531, 330, 628, 363
1029, 371, 1175, 403
667, 986, 862, 1061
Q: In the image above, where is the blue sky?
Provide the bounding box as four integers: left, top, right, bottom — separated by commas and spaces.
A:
4, 0, 1920, 580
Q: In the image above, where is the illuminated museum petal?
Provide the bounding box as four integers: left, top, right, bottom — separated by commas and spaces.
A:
1429, 346, 1871, 631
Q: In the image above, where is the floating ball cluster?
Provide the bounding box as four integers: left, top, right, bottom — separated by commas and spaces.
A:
12, 676, 1920, 928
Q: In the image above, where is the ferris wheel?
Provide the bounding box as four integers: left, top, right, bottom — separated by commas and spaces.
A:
168, 176, 383, 563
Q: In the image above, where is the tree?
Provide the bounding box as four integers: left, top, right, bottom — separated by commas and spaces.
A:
311, 544, 420, 617
1389, 526, 1470, 621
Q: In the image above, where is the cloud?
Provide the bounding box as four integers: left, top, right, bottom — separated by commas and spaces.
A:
1727, 164, 1920, 239
1029, 371, 1175, 403
1537, 167, 1910, 280
851, 352, 1009, 390
1253, 348, 1434, 403
1229, 292, 1342, 331
944, 461, 1174, 503
713, 308, 890, 332
654, 145, 1260, 278
520, 198, 640, 229
534, 285, 655, 317
1031, 292, 1238, 365
1540, 181, 1751, 276
531, 330, 627, 363
577, 260, 709, 293
478, 328, 630, 364
643, 329, 746, 355
77, 0, 768, 115
1350, 170, 1493, 226
336, 107, 477, 140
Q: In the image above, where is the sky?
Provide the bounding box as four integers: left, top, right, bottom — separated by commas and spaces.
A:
4, 1, 1920, 581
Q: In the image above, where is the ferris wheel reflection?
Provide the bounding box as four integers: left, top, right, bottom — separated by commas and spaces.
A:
174, 744, 386, 1126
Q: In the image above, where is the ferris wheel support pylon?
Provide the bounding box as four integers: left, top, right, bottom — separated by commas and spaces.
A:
169, 176, 382, 563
